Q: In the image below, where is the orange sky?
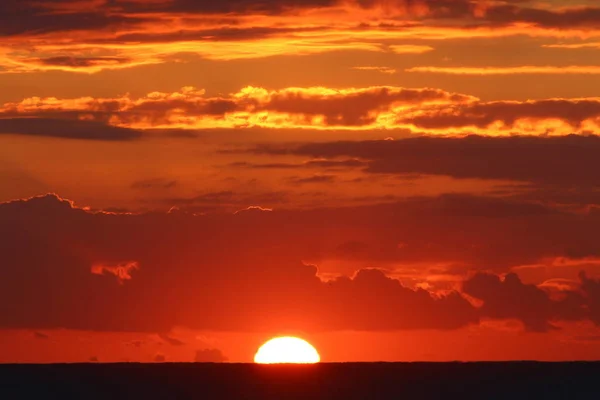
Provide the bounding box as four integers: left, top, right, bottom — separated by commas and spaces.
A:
2, 0, 600, 363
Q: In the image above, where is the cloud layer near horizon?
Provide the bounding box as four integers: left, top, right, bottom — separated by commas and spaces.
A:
2, 193, 600, 333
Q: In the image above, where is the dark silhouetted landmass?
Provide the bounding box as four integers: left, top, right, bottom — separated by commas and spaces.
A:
1, 362, 600, 399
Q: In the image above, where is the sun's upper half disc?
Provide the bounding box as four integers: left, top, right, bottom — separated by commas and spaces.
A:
254, 337, 321, 364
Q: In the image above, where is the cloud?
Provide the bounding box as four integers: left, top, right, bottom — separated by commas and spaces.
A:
3, 86, 600, 134
0, 193, 485, 332
158, 334, 186, 346
116, 0, 340, 15
481, 3, 600, 30
33, 331, 49, 340
154, 354, 166, 362
165, 191, 290, 213
0, 118, 143, 140
131, 179, 178, 190
247, 86, 474, 127
463, 272, 587, 332
2, 193, 600, 333
571, 335, 600, 342
288, 174, 337, 184
34, 56, 132, 68
3, 55, 161, 74
0, 85, 476, 131
544, 42, 600, 49
2, 1, 600, 73
234, 206, 273, 214
406, 66, 600, 75
194, 349, 228, 363
255, 135, 600, 186
580, 272, 600, 325
0, 0, 144, 37
230, 159, 367, 170
90, 261, 140, 285
352, 66, 397, 74
389, 45, 434, 54
396, 99, 600, 135
511, 257, 600, 287
3, 0, 598, 38
229, 162, 302, 170
304, 159, 368, 169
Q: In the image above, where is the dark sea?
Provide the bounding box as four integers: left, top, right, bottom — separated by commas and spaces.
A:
1, 362, 599, 399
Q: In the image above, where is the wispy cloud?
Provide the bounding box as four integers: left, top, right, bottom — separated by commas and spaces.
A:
389, 45, 434, 54
352, 66, 397, 74
406, 66, 600, 75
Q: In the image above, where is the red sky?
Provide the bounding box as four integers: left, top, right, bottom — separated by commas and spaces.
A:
2, 0, 600, 363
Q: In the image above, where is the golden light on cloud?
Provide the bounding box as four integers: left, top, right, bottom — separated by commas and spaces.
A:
5, 85, 600, 135
352, 66, 397, 74
543, 42, 600, 49
406, 66, 600, 75
389, 45, 434, 54
2, 0, 600, 76
254, 337, 321, 364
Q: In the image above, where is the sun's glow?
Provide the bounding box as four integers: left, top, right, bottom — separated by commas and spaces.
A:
254, 337, 321, 364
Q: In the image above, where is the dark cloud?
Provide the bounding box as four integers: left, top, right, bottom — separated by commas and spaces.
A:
2, 0, 600, 41
113, 98, 238, 126
463, 272, 586, 332
116, 0, 338, 15
0, 0, 321, 42
288, 175, 337, 184
356, 0, 472, 16
483, 3, 600, 30
580, 272, 600, 325
158, 334, 186, 346
399, 99, 600, 131
0, 193, 483, 332
103, 26, 323, 44
33, 331, 49, 340
306, 159, 368, 169
164, 191, 289, 213
2, 193, 600, 333
131, 179, 178, 190
360, 1, 600, 31
194, 349, 228, 363
253, 87, 474, 127
256, 135, 600, 186
230, 159, 367, 170
34, 56, 133, 68
0, 0, 144, 37
572, 335, 600, 342
229, 162, 303, 170
499, 185, 600, 214
0, 118, 142, 141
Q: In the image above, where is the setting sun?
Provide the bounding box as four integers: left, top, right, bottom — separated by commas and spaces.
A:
254, 337, 321, 364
